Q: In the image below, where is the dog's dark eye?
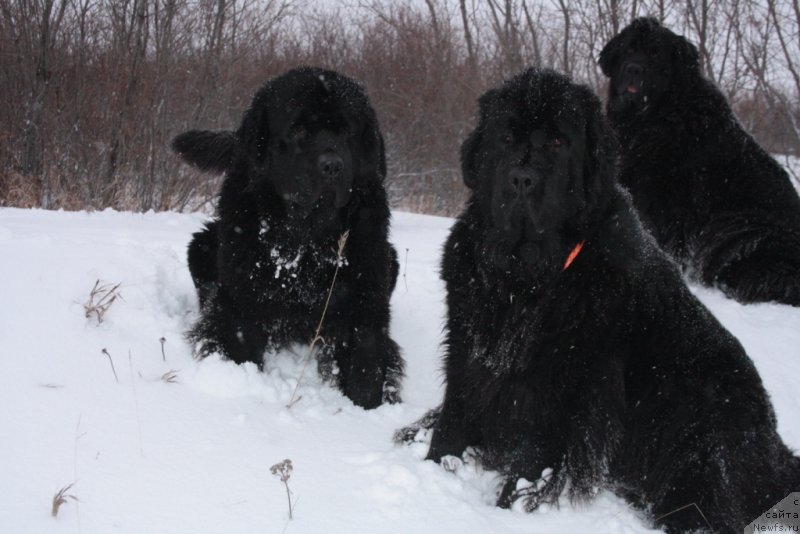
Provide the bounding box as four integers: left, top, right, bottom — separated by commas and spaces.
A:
549, 136, 566, 148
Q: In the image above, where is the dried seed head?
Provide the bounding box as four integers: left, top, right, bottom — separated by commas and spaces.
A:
270, 459, 293, 482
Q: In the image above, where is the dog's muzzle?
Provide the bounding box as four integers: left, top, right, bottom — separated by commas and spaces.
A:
317, 150, 352, 208
617, 60, 645, 97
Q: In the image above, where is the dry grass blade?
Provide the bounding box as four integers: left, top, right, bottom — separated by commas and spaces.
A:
286, 230, 349, 408
84, 279, 123, 323
101, 348, 119, 383
403, 247, 409, 292
51, 483, 78, 518
654, 502, 711, 531
161, 369, 179, 383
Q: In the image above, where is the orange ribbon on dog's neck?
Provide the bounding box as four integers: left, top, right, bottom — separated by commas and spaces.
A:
562, 241, 585, 272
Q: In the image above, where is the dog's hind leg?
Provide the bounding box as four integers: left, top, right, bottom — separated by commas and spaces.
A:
713, 247, 800, 306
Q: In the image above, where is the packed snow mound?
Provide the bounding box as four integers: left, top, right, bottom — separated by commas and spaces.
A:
0, 207, 798, 533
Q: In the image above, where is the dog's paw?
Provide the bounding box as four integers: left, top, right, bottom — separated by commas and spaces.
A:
497, 468, 563, 512
393, 407, 440, 445
498, 468, 558, 512
393, 425, 422, 445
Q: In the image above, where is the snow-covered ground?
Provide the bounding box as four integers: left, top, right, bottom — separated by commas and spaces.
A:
1, 207, 798, 533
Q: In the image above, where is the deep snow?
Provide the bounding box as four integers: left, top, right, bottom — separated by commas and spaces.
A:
1, 207, 798, 533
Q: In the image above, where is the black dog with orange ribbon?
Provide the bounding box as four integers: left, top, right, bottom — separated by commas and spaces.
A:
402, 68, 800, 533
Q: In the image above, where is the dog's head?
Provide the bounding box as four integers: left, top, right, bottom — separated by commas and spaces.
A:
461, 68, 616, 278
172, 67, 385, 218
599, 17, 700, 118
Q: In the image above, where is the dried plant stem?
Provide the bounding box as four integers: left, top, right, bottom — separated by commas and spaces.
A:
73, 416, 83, 531
654, 503, 711, 531
270, 459, 294, 520
101, 348, 119, 383
159, 337, 166, 361
286, 230, 349, 408
403, 247, 409, 292
282, 480, 292, 519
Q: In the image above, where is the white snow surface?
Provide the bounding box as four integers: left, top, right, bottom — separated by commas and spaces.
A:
1, 207, 799, 533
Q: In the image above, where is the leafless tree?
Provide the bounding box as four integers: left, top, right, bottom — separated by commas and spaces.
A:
1, 0, 798, 214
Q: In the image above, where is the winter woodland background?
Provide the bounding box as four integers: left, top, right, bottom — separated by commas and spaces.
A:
3, 4, 800, 532
2, 0, 800, 215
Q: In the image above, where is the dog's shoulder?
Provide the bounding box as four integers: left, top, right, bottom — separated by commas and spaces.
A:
590, 189, 656, 271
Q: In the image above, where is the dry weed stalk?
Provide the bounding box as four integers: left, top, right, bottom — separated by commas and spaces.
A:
159, 337, 167, 361
286, 230, 349, 408
270, 459, 294, 520
101, 348, 119, 383
403, 247, 409, 292
84, 280, 122, 323
73, 416, 84, 529
51, 483, 78, 518
655, 503, 711, 531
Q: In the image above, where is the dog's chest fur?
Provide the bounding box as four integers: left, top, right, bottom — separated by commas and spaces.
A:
228, 216, 343, 310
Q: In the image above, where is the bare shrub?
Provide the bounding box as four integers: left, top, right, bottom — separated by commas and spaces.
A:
84, 280, 122, 324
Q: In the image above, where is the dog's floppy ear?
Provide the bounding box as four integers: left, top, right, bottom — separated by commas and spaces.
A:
233, 90, 272, 192
236, 96, 270, 168
171, 130, 236, 174
461, 89, 499, 189
579, 85, 617, 211
671, 33, 701, 75
598, 31, 625, 77
460, 126, 484, 190
599, 17, 663, 77
377, 131, 387, 181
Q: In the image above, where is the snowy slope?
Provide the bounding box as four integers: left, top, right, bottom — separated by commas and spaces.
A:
0, 207, 798, 534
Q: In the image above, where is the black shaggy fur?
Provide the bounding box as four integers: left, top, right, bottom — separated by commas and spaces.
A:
600, 17, 800, 307
400, 68, 800, 533
174, 67, 404, 409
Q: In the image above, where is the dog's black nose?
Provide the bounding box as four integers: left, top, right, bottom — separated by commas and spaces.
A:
509, 168, 536, 196
318, 152, 344, 179
624, 62, 643, 77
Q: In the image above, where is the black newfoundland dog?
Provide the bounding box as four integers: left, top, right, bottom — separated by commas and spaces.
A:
173, 67, 403, 409
600, 17, 800, 307
399, 68, 800, 532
